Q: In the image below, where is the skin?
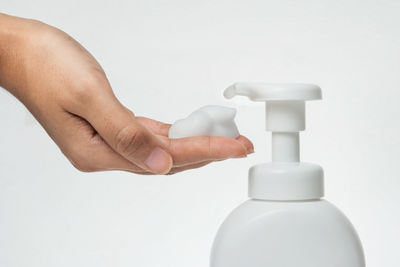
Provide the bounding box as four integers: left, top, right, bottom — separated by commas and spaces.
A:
0, 13, 253, 175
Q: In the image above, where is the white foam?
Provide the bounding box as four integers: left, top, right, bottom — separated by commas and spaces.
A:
168, 105, 240, 139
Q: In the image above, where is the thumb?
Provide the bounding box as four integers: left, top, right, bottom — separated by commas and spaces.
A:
85, 99, 173, 174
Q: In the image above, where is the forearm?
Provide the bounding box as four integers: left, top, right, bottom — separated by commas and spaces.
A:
0, 13, 42, 102
0, 14, 23, 92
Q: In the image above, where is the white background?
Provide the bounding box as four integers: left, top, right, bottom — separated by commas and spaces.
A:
1, 0, 399, 266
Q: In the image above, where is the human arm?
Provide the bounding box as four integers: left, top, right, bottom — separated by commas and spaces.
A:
0, 13, 253, 174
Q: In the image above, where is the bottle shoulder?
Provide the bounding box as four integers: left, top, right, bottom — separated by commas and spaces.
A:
220, 199, 356, 233
230, 199, 342, 217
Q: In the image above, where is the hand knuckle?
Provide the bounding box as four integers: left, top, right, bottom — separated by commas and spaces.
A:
115, 126, 148, 157
74, 69, 108, 101
70, 158, 96, 172
67, 148, 96, 172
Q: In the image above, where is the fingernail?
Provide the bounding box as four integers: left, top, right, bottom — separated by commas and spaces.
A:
144, 147, 172, 174
236, 139, 254, 155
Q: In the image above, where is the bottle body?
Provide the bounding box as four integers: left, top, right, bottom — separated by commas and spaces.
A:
210, 199, 365, 267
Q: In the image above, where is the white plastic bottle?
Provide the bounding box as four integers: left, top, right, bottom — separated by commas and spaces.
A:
210, 83, 365, 267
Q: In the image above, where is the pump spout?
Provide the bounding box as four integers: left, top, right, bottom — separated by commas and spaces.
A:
223, 85, 239, 99
223, 84, 263, 100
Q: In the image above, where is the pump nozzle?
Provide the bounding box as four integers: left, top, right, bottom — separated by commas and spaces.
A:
224, 83, 324, 200
224, 83, 321, 162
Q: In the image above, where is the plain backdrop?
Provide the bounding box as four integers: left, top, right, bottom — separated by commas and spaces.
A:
1, 0, 399, 266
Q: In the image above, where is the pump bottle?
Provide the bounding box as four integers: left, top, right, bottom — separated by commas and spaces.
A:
210, 83, 365, 267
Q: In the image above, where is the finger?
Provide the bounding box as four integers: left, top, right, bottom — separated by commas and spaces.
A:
136, 115, 254, 153
167, 160, 213, 174
135, 116, 171, 136
236, 135, 254, 153
83, 98, 173, 174
137, 160, 218, 175
158, 135, 248, 167
136, 117, 255, 154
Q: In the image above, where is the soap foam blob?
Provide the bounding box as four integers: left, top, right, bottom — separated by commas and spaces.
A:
168, 105, 240, 139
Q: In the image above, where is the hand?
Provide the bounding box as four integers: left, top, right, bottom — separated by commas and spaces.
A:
0, 13, 253, 174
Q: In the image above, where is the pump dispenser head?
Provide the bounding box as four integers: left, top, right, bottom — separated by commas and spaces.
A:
224, 83, 324, 201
